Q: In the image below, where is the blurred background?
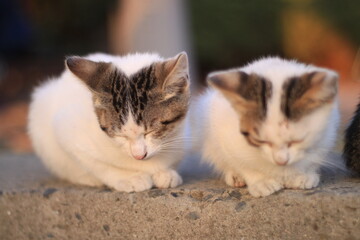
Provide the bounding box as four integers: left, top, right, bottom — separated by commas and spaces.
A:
0, 0, 359, 153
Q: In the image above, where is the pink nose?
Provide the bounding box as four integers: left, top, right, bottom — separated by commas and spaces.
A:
275, 159, 288, 166
133, 152, 147, 160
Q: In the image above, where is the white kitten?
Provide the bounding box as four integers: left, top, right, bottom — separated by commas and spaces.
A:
28, 52, 190, 192
192, 57, 339, 197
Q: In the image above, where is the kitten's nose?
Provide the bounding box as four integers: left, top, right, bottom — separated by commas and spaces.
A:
275, 159, 288, 166
274, 150, 289, 166
130, 139, 147, 160
133, 152, 147, 160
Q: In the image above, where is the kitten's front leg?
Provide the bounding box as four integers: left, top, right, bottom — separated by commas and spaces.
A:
115, 173, 153, 192
241, 170, 283, 197
76, 160, 154, 193
152, 169, 183, 189
283, 171, 320, 190
283, 159, 321, 190
247, 179, 283, 197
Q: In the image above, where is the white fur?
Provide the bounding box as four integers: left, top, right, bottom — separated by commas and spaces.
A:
28, 53, 184, 192
191, 57, 340, 197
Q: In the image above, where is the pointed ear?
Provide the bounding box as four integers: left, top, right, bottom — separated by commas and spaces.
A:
300, 71, 338, 101
207, 70, 272, 123
208, 71, 245, 110
282, 71, 338, 120
155, 52, 190, 98
65, 56, 113, 93
207, 70, 243, 99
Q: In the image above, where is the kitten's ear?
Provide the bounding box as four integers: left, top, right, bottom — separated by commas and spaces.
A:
155, 52, 190, 99
65, 56, 113, 93
282, 71, 338, 120
208, 70, 272, 133
207, 70, 242, 96
208, 70, 265, 107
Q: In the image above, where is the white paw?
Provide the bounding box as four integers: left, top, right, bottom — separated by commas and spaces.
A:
284, 173, 320, 189
152, 170, 183, 189
224, 172, 246, 188
114, 174, 153, 192
248, 179, 283, 197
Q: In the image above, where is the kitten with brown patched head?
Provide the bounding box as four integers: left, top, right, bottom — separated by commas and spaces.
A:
191, 57, 340, 197
28, 52, 190, 192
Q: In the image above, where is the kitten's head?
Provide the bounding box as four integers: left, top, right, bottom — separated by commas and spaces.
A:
66, 52, 190, 160
208, 65, 338, 166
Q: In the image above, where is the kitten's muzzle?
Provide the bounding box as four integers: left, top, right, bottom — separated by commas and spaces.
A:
272, 147, 290, 166
130, 139, 148, 160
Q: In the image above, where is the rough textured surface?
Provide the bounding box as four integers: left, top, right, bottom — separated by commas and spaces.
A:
0, 152, 359, 240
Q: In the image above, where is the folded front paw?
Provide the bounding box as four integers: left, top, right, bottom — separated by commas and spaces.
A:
224, 171, 246, 188
114, 174, 153, 192
284, 173, 319, 190
152, 170, 183, 189
248, 179, 283, 197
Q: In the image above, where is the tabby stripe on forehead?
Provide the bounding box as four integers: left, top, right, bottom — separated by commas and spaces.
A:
128, 65, 156, 125
111, 69, 130, 127
136, 67, 146, 89
282, 77, 297, 119
260, 78, 268, 117
145, 65, 154, 90
281, 73, 317, 120
111, 70, 121, 113
239, 73, 272, 120
109, 65, 157, 128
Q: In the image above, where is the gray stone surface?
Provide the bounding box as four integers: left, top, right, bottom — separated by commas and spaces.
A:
0, 152, 359, 240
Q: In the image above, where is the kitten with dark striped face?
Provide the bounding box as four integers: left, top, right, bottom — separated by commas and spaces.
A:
28, 52, 190, 192
192, 57, 339, 197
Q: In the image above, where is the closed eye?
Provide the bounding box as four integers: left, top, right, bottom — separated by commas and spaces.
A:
253, 138, 273, 147
287, 139, 303, 147
161, 114, 184, 125
241, 131, 272, 147
240, 131, 249, 137
144, 130, 155, 136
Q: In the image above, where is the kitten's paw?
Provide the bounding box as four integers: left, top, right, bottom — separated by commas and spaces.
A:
152, 170, 183, 189
284, 173, 320, 189
224, 172, 246, 188
114, 174, 153, 192
248, 179, 283, 198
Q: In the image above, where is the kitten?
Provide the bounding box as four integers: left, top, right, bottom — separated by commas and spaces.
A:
344, 101, 360, 175
28, 52, 190, 192
192, 57, 339, 197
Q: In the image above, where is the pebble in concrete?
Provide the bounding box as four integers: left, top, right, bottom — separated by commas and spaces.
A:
185, 212, 200, 220
42, 188, 57, 198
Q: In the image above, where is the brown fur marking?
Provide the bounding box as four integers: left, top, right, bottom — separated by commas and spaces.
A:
281, 71, 337, 121
66, 54, 190, 139
208, 70, 272, 147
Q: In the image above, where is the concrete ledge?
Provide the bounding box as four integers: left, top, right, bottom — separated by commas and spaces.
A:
0, 153, 359, 240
